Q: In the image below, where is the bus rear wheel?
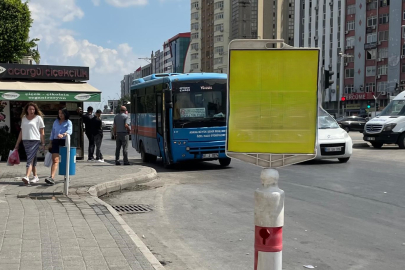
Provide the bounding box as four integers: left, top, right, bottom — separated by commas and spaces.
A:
140, 142, 149, 162
219, 158, 231, 167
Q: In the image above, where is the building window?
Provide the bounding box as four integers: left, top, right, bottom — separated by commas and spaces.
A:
191, 1, 198, 8
190, 63, 199, 70
345, 69, 354, 78
191, 22, 199, 30
191, 53, 199, 60
367, 1, 377, 10
191, 32, 199, 40
402, 63, 405, 73
214, 24, 224, 32
214, 57, 223, 65
403, 44, 405, 55
378, 65, 388, 75
403, 10, 405, 20
378, 48, 388, 59
214, 46, 224, 54
377, 82, 388, 92
379, 0, 390, 7
347, 5, 355, 15
214, 35, 224, 43
191, 12, 199, 20
345, 56, 354, 63
366, 66, 376, 76
214, 1, 224, 9
365, 82, 376, 92
366, 49, 377, 60
378, 31, 389, 41
346, 20, 355, 31
345, 84, 354, 94
367, 33, 377, 43
214, 13, 224, 20
367, 16, 377, 27
379, 14, 389, 24
346, 37, 355, 47
191, 43, 199, 50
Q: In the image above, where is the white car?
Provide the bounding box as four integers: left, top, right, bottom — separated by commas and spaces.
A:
101, 114, 114, 130
315, 108, 353, 163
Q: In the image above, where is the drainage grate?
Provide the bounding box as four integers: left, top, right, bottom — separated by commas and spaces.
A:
111, 204, 152, 214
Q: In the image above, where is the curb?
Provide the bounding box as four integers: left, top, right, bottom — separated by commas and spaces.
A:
87, 166, 157, 197
93, 197, 165, 270
86, 166, 163, 270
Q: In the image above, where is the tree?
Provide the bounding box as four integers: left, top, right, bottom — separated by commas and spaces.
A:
115, 95, 131, 114
0, 0, 40, 63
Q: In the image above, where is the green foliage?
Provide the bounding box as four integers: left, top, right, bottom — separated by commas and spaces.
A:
115, 95, 131, 114
0, 126, 17, 161
0, 0, 41, 63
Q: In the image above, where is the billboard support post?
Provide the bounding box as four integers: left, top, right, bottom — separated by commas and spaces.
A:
254, 169, 284, 270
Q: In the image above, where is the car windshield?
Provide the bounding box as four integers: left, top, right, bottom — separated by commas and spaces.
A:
101, 115, 114, 121
379, 100, 405, 116
172, 79, 226, 128
318, 108, 339, 129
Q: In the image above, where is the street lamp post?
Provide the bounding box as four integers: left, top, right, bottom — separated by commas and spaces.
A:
338, 52, 354, 117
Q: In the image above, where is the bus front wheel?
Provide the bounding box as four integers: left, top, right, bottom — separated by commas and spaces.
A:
219, 158, 231, 167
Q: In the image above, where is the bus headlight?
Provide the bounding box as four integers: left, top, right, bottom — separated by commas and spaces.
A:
383, 123, 396, 131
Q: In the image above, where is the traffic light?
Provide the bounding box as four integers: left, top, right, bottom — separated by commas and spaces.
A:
324, 70, 334, 89
376, 102, 379, 111
341, 96, 346, 103
367, 101, 371, 109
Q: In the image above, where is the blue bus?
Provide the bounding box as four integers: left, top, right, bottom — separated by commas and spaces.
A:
130, 73, 230, 167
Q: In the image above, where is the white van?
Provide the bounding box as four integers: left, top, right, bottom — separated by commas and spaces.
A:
363, 92, 405, 148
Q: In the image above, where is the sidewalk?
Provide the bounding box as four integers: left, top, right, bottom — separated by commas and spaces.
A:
0, 159, 161, 270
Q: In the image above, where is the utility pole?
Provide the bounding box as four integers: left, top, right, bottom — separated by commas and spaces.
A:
338, 52, 353, 117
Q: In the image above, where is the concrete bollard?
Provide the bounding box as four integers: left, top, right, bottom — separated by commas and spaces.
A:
254, 169, 284, 270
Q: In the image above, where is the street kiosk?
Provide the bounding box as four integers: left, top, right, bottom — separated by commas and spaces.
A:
0, 63, 101, 159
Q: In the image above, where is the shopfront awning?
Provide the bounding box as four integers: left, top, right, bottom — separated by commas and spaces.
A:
0, 81, 101, 102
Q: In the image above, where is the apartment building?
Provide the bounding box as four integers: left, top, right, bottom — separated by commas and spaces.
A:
162, 33, 191, 73
121, 73, 136, 98
189, 0, 231, 73
230, 0, 258, 40
294, 0, 344, 113
342, 0, 404, 115
259, 0, 295, 44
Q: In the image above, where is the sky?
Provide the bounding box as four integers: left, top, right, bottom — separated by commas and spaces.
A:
27, 0, 190, 110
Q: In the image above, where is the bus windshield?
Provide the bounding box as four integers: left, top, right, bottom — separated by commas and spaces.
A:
379, 100, 405, 116
172, 79, 226, 128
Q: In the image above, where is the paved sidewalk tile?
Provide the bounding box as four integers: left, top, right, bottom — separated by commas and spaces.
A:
0, 160, 157, 270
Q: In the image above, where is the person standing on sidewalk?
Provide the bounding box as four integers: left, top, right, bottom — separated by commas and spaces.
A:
92, 109, 104, 162
113, 106, 130, 165
14, 103, 46, 185
78, 106, 95, 161
45, 108, 72, 185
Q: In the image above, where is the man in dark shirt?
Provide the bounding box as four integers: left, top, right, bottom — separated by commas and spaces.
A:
92, 109, 104, 162
78, 106, 95, 161
113, 106, 130, 165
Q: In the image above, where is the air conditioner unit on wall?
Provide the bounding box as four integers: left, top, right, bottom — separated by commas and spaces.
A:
345, 31, 349, 34
377, 75, 381, 79
401, 55, 405, 59
381, 91, 386, 95
345, 63, 348, 66
377, 58, 382, 62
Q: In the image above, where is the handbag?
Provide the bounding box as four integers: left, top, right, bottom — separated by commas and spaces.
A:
7, 150, 14, 166
44, 152, 52, 167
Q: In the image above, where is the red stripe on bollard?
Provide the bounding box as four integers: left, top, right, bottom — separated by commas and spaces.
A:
254, 226, 283, 270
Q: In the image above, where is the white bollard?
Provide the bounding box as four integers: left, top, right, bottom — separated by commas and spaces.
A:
64, 134, 70, 196
254, 169, 284, 270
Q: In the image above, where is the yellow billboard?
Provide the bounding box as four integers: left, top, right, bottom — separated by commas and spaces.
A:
227, 42, 319, 155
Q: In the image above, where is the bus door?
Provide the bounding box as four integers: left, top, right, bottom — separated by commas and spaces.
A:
134, 94, 140, 152
162, 84, 173, 166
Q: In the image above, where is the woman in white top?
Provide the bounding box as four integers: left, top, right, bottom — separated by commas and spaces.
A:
14, 103, 46, 185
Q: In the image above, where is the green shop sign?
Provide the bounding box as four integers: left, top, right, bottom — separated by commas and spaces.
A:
0, 91, 101, 102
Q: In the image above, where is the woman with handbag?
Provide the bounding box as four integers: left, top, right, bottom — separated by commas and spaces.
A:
14, 103, 46, 185
45, 108, 72, 185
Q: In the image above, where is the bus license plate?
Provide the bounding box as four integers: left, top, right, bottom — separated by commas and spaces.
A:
366, 137, 375, 141
325, 147, 341, 152
203, 153, 219, 159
